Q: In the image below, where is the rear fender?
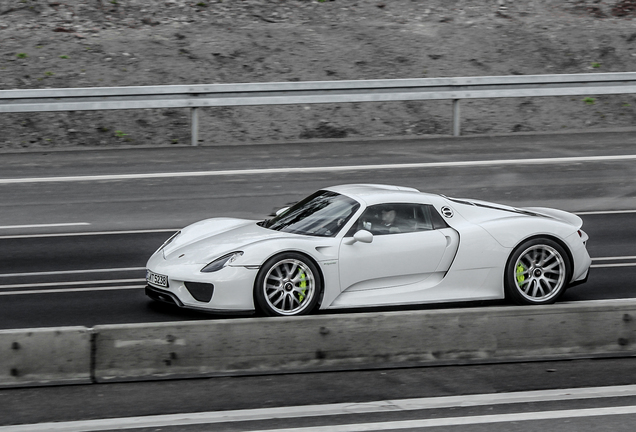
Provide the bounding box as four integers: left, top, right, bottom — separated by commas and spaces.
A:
479, 217, 576, 249
523, 207, 583, 230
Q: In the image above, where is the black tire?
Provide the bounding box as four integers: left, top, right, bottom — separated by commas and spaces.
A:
254, 252, 322, 316
504, 238, 571, 305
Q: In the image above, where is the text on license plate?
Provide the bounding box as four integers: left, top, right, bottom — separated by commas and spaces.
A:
146, 270, 168, 288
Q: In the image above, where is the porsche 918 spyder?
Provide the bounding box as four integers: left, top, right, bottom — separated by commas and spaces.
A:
146, 184, 591, 316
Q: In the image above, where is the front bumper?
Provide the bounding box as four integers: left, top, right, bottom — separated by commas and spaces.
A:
146, 285, 183, 306
146, 252, 259, 312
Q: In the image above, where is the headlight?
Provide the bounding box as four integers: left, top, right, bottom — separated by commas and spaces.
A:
201, 252, 244, 273
155, 231, 181, 255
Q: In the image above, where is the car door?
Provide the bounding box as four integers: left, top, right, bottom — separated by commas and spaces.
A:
338, 203, 457, 294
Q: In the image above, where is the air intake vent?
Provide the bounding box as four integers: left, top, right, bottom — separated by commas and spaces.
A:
184, 282, 214, 302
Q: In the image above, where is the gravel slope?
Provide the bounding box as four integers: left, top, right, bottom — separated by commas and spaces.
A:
1, 0, 636, 150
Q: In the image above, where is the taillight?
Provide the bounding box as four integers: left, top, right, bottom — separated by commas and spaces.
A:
578, 230, 583, 237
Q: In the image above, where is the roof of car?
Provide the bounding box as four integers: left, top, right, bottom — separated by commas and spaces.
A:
324, 184, 438, 205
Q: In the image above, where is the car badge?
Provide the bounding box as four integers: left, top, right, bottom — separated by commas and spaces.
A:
441, 206, 454, 218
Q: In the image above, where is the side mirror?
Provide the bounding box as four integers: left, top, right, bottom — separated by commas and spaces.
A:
275, 206, 290, 216
344, 230, 374, 245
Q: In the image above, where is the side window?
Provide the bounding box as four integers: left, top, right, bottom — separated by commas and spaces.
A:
347, 203, 443, 236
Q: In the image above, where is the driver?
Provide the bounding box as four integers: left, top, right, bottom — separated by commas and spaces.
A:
382, 209, 396, 227
380, 208, 401, 233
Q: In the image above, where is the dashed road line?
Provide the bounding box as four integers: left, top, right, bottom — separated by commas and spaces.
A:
0, 279, 145, 290
576, 209, 636, 215
0, 285, 144, 296
0, 228, 177, 240
0, 222, 90, 230
0, 267, 145, 278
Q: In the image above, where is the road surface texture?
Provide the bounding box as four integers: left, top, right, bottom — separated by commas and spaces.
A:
1, 131, 635, 430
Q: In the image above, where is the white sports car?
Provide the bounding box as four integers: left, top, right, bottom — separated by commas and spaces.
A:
146, 184, 591, 316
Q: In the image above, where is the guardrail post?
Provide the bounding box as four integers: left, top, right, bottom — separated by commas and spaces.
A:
191, 107, 199, 146
452, 99, 461, 137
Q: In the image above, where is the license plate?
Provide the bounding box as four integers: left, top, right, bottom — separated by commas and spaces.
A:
146, 270, 168, 288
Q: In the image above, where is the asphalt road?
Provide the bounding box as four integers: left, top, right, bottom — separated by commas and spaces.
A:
0, 211, 635, 329
1, 130, 636, 234
2, 358, 636, 431
1, 131, 636, 431
1, 131, 636, 328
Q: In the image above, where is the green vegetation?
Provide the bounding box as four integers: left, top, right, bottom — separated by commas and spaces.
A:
114, 130, 128, 138
583, 97, 596, 105
591, 62, 601, 68
59, 55, 69, 59
44, 71, 54, 76
196, 2, 207, 6
16, 53, 27, 59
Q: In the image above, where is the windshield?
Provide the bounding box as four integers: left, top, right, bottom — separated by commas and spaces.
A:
261, 190, 360, 237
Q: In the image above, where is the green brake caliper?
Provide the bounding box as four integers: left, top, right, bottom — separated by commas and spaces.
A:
516, 263, 527, 287
298, 271, 307, 302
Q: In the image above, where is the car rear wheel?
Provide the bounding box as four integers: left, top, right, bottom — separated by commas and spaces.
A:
504, 238, 570, 305
254, 253, 322, 316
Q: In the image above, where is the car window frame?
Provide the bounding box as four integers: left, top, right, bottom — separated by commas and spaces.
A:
345, 203, 448, 237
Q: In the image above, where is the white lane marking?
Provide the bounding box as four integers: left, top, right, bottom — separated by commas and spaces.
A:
0, 256, 628, 280
0, 228, 177, 240
2, 154, 636, 184
0, 208, 634, 240
0, 285, 144, 296
592, 263, 636, 268
591, 255, 636, 268
562, 298, 636, 305
0, 279, 145, 290
0, 267, 145, 278
245, 406, 636, 432
577, 209, 636, 215
0, 222, 90, 230
4, 385, 636, 432
592, 256, 636, 261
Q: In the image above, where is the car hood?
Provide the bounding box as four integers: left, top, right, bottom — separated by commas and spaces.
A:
162, 218, 290, 265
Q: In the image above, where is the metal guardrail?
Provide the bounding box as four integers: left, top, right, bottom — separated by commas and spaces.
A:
2, 73, 636, 145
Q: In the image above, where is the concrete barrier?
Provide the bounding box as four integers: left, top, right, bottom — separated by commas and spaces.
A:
93, 300, 636, 383
0, 327, 92, 388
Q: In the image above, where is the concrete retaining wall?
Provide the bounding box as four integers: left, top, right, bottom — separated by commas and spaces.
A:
0, 327, 92, 388
93, 300, 636, 383
2, 301, 634, 387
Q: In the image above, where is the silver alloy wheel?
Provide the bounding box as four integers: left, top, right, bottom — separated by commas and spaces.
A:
263, 258, 316, 316
514, 244, 566, 302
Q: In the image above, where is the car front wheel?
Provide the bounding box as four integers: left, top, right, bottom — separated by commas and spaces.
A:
254, 253, 322, 316
504, 238, 571, 305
